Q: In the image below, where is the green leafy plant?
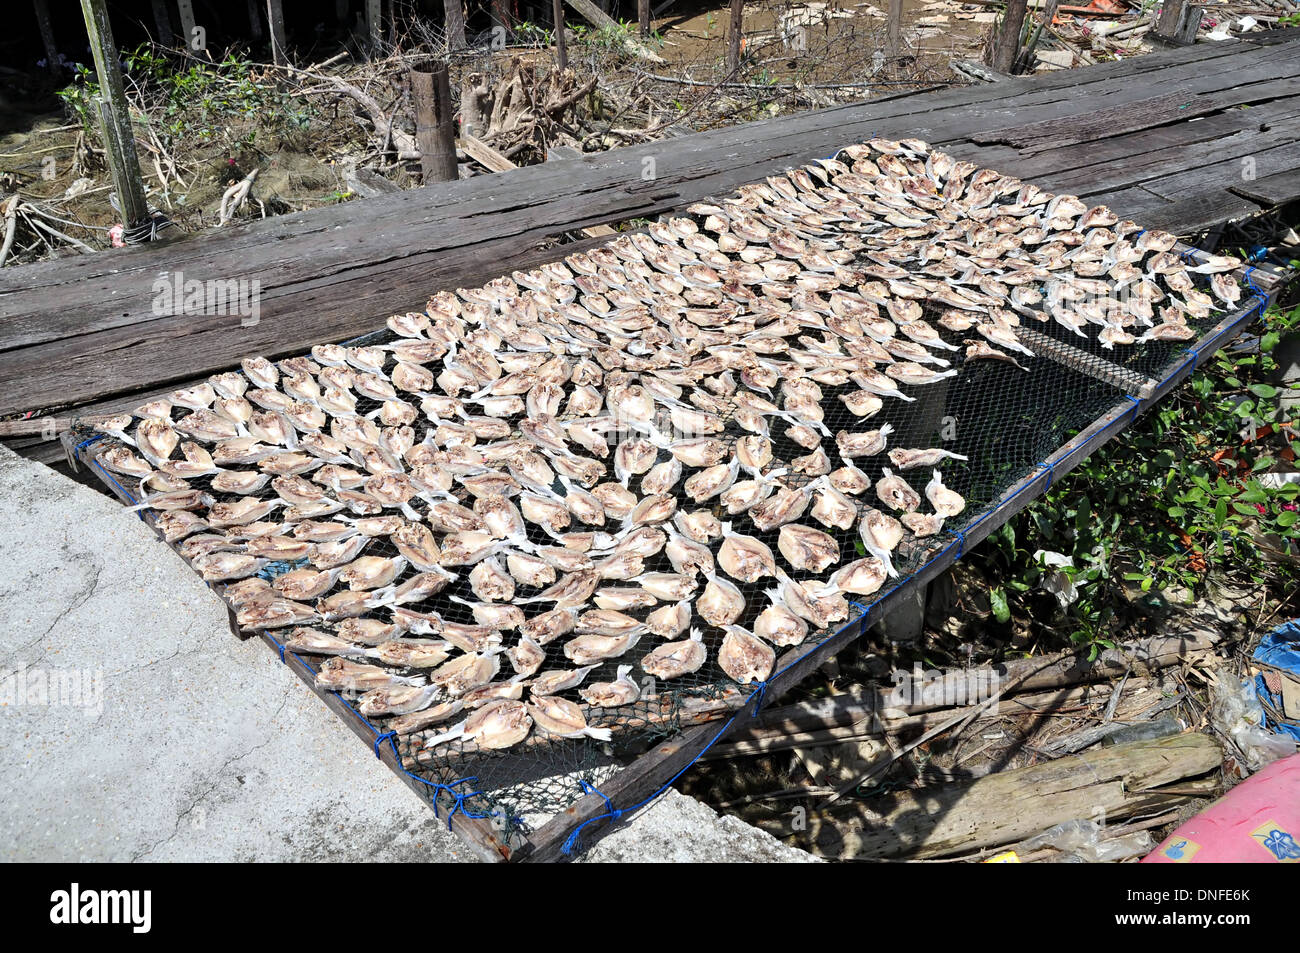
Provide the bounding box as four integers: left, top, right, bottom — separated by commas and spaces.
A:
972, 303, 1300, 658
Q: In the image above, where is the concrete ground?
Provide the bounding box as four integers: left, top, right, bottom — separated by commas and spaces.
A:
0, 445, 811, 863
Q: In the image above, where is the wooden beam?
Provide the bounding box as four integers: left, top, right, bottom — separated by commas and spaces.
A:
638, 0, 651, 37
462, 133, 618, 237
246, 0, 264, 41
367, 0, 383, 52
1, 38, 1294, 416
410, 60, 459, 183
78, 0, 151, 234
149, 0, 176, 44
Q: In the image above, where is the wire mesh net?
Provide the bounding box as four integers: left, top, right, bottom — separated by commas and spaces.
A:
71, 135, 1261, 846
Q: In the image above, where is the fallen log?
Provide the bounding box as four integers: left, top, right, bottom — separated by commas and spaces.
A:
757, 732, 1222, 859
759, 733, 1222, 858
735, 627, 1220, 744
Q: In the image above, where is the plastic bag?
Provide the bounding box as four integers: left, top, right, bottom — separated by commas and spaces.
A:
1018, 818, 1154, 863
1210, 675, 1297, 772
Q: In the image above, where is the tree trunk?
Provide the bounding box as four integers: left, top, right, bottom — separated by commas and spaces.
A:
726, 0, 744, 74
990, 0, 1029, 74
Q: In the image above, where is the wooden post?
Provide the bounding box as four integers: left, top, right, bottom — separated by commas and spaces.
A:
990, 0, 1029, 74
78, 0, 151, 234
176, 0, 198, 51
726, 0, 744, 74
409, 59, 458, 183
34, 0, 61, 75
553, 0, 567, 71
443, 0, 467, 50
1154, 0, 1185, 38
149, 0, 176, 44
887, 0, 903, 62
367, 0, 383, 52
246, 0, 264, 40
638, 0, 650, 37
1153, 0, 1201, 44
267, 0, 288, 64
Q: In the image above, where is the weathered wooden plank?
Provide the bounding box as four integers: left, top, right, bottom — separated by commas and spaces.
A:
1231, 167, 1300, 207
2, 40, 1283, 355
1, 37, 1295, 420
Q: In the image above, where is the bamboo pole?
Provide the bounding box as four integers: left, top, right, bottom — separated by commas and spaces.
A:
410, 59, 459, 183
78, 0, 150, 235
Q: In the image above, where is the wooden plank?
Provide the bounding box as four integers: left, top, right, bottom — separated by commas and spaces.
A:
1231, 167, 1300, 206
0, 40, 1277, 347
769, 734, 1222, 859
461, 134, 617, 237
2, 38, 1295, 419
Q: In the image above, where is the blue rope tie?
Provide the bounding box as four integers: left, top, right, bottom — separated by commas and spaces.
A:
373, 731, 397, 758
1180, 346, 1201, 377
1125, 395, 1143, 424
953, 529, 968, 558
1036, 460, 1056, 491
750, 680, 769, 715
74, 433, 106, 453
1243, 267, 1262, 296
267, 633, 287, 664
849, 600, 870, 618
578, 779, 620, 819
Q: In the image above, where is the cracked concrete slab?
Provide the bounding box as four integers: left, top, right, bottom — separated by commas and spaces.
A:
0, 446, 812, 863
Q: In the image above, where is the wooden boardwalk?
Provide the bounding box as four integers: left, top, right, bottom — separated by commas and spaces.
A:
2, 29, 1299, 454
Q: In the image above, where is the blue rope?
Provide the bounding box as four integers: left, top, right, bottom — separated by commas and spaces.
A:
750, 680, 769, 715
1125, 395, 1143, 424
578, 779, 620, 819
1036, 460, 1056, 491
76, 433, 146, 522
373, 731, 397, 758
